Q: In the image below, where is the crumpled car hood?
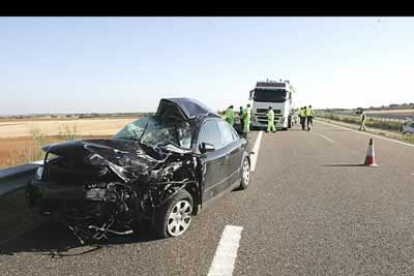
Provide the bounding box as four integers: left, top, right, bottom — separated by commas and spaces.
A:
43, 139, 192, 183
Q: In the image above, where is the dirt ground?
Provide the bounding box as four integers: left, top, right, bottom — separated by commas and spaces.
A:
0, 136, 33, 159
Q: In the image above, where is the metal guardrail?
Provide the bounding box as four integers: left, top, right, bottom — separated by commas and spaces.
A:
0, 160, 43, 196
316, 111, 408, 123
0, 160, 45, 245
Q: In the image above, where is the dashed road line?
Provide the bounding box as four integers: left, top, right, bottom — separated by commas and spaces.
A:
250, 131, 263, 172
207, 225, 243, 276
317, 133, 334, 143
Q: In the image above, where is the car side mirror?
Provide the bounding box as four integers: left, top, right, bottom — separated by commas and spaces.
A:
200, 142, 215, 153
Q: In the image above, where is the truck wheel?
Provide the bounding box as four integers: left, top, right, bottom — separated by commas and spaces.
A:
153, 190, 194, 238
237, 157, 250, 190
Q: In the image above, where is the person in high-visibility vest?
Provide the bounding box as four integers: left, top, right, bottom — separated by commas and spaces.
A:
299, 106, 306, 130
306, 105, 315, 131
359, 110, 367, 131
267, 106, 276, 133
239, 106, 245, 129
224, 105, 235, 126
243, 104, 251, 134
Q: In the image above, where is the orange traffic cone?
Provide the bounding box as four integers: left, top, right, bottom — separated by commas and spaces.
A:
364, 138, 378, 167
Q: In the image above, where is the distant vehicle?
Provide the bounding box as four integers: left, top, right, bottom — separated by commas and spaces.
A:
27, 98, 251, 244
355, 107, 363, 115
402, 118, 414, 134
249, 79, 296, 130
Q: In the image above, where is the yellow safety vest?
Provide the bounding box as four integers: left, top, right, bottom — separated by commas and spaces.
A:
360, 114, 366, 122
309, 109, 315, 116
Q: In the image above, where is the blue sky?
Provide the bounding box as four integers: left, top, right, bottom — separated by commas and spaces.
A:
1, 17, 413, 115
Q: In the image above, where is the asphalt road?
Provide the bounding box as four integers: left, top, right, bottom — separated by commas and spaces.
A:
1, 121, 414, 276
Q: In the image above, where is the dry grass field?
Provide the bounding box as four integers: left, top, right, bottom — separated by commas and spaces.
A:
0, 117, 137, 138
365, 109, 414, 116
0, 117, 138, 168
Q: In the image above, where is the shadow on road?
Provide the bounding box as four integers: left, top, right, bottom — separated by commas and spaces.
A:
0, 220, 159, 258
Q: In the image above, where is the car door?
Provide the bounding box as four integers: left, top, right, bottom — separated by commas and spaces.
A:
217, 120, 244, 189
197, 120, 228, 203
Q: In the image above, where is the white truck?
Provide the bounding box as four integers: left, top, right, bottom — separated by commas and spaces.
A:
249, 79, 296, 130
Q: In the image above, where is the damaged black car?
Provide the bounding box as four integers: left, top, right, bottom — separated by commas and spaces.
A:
26, 98, 251, 244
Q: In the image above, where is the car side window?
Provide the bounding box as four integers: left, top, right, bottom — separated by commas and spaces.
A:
199, 120, 222, 149
217, 120, 237, 147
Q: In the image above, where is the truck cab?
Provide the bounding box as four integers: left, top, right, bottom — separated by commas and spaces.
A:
249, 80, 295, 130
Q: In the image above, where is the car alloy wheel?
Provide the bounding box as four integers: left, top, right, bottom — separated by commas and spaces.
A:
167, 200, 192, 237
242, 158, 250, 186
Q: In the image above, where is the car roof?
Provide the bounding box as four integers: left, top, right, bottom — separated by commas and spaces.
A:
156, 98, 220, 120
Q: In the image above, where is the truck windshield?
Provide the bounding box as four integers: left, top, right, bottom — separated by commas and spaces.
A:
253, 89, 287, 102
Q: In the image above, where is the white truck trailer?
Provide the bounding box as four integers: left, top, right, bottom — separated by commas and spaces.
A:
249, 79, 296, 130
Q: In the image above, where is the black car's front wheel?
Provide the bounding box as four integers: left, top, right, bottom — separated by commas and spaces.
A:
238, 157, 250, 190
153, 190, 194, 238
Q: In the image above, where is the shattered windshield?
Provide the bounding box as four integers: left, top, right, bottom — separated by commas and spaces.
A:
113, 116, 193, 150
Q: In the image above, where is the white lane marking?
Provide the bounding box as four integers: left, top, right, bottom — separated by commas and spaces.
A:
207, 225, 243, 276
316, 120, 414, 148
250, 131, 263, 172
317, 133, 334, 143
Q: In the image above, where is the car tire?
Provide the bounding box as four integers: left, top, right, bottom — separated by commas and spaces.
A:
153, 190, 194, 238
237, 157, 250, 190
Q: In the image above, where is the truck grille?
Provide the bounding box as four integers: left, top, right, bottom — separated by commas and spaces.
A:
256, 108, 281, 114
256, 116, 281, 121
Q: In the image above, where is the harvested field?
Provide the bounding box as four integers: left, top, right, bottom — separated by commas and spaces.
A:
0, 117, 138, 168
0, 135, 111, 160
365, 109, 414, 120
365, 109, 414, 115
0, 117, 137, 138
